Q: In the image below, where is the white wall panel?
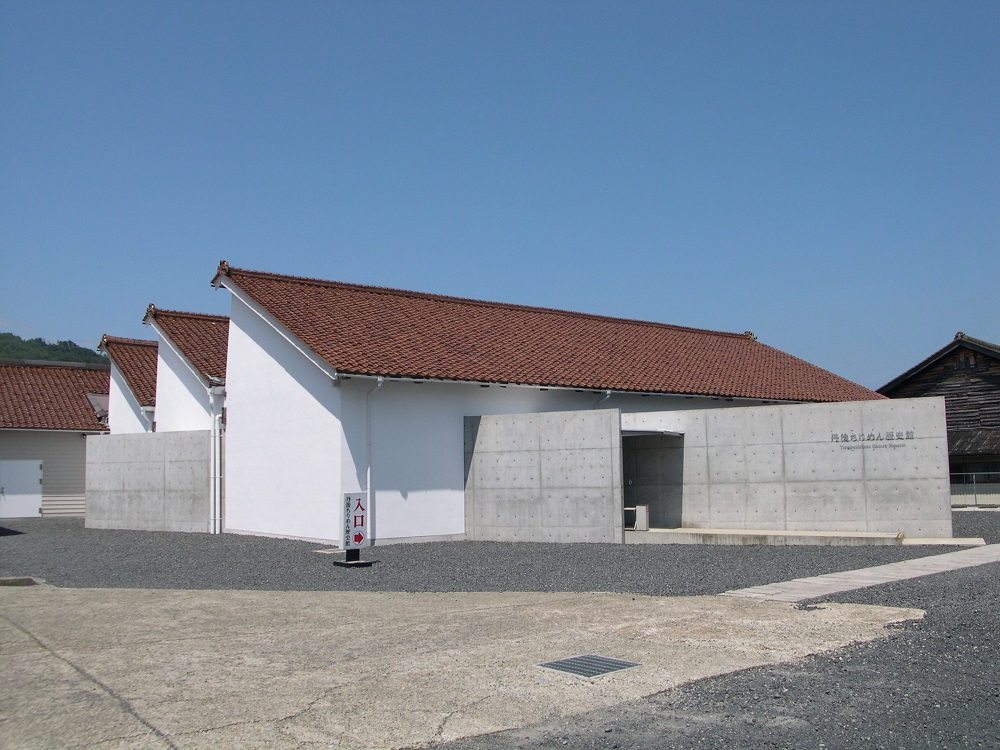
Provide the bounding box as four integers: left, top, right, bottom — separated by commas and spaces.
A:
108, 365, 150, 434
154, 344, 211, 432
223, 300, 343, 542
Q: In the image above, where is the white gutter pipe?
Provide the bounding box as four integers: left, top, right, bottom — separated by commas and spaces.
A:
363, 377, 386, 546
208, 385, 225, 534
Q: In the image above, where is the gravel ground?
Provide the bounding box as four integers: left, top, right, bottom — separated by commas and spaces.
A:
1, 514, 995, 594
439, 512, 1000, 750
3, 512, 999, 749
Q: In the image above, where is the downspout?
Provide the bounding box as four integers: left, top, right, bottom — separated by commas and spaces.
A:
209, 385, 225, 534
140, 406, 155, 432
594, 390, 613, 408
364, 377, 386, 546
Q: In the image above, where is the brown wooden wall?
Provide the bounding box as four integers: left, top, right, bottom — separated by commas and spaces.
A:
884, 346, 1000, 432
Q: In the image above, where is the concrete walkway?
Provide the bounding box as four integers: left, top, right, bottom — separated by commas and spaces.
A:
724, 543, 1000, 602
0, 587, 922, 749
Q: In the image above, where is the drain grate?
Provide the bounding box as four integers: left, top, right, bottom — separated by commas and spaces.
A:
538, 655, 640, 678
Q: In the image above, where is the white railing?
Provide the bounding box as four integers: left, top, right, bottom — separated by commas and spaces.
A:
951, 472, 1000, 507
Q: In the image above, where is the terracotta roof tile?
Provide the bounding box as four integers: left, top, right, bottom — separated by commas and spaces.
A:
143, 307, 228, 383
99, 336, 158, 407
0, 361, 110, 431
214, 263, 884, 403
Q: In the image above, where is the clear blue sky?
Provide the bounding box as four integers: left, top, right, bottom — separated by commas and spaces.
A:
2, 1, 997, 389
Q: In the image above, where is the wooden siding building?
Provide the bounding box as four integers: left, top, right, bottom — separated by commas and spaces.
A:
879, 333, 1000, 503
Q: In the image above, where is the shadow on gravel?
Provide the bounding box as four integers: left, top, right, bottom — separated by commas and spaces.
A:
0, 526, 24, 537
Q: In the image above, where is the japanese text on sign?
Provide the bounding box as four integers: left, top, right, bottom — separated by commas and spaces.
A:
343, 493, 371, 549
830, 430, 915, 451
830, 430, 915, 443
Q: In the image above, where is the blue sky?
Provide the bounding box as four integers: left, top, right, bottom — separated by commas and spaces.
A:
2, 1, 997, 389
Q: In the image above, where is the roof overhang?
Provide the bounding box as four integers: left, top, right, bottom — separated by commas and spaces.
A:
880, 333, 1000, 394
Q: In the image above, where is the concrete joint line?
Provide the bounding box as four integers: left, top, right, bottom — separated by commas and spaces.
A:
1, 613, 181, 750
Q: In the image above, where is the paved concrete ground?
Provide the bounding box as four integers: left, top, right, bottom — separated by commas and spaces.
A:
2, 515, 999, 749
1, 586, 921, 749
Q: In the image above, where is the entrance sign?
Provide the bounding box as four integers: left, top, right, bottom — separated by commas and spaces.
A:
344, 493, 371, 549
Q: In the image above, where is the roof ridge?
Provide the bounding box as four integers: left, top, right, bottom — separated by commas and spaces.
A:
218, 263, 751, 341
955, 332, 1000, 355
100, 335, 158, 348
144, 305, 229, 323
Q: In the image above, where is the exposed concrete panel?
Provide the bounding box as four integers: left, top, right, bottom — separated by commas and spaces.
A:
85, 431, 211, 533
621, 397, 952, 538
465, 409, 622, 543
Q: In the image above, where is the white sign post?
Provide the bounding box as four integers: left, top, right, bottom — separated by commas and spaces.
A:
337, 493, 373, 567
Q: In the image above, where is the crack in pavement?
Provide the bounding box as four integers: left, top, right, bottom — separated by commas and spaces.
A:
1, 612, 180, 750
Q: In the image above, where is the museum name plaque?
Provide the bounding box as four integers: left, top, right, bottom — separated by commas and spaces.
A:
831, 430, 915, 451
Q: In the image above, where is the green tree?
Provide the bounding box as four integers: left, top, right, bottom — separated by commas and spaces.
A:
0, 332, 107, 363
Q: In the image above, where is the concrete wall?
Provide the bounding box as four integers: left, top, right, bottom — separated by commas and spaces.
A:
108, 365, 151, 434
86, 430, 211, 532
622, 397, 952, 538
154, 342, 212, 432
464, 410, 623, 543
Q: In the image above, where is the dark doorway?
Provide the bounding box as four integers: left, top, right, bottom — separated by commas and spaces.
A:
622, 434, 684, 529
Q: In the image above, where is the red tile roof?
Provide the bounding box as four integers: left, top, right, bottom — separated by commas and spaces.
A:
0, 360, 110, 431
99, 336, 158, 407
143, 307, 228, 383
213, 262, 885, 403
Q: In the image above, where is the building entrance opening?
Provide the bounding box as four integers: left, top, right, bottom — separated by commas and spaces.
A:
622, 434, 684, 529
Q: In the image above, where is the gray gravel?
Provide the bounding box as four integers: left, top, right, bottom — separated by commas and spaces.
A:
0, 516, 992, 594
3, 512, 999, 749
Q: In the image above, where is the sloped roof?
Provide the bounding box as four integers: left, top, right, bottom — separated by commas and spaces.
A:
0, 360, 110, 431
879, 332, 1000, 394
949, 429, 1000, 456
99, 336, 158, 407
143, 307, 229, 384
213, 263, 883, 403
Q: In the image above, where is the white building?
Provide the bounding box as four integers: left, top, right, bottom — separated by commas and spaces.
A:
98, 336, 157, 434
1, 360, 109, 518
142, 306, 228, 432
211, 262, 892, 545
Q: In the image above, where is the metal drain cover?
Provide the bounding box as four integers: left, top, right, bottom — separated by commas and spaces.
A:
538, 655, 640, 678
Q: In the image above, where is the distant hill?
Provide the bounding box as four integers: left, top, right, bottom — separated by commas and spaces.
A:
0, 331, 107, 364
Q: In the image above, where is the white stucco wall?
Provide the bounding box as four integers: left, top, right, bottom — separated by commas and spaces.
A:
107, 365, 151, 434
355, 383, 747, 543
223, 299, 345, 542
153, 343, 212, 432
223, 289, 767, 544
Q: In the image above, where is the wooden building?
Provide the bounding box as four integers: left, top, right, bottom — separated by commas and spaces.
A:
879, 333, 1000, 505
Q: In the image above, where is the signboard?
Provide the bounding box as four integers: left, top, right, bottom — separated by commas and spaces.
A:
343, 493, 371, 549
831, 429, 916, 452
